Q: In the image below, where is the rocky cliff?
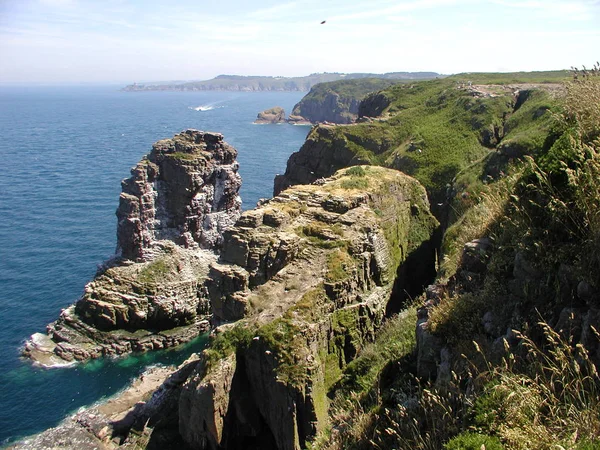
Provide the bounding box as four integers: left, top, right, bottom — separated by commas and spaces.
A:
20, 71, 583, 450
116, 130, 242, 261
177, 166, 438, 449
276, 79, 561, 216
288, 78, 400, 124
18, 165, 438, 449
23, 130, 242, 366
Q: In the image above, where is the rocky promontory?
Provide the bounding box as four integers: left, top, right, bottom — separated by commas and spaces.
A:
177, 166, 438, 449
23, 130, 242, 366
18, 164, 438, 449
253, 106, 286, 124
288, 78, 401, 124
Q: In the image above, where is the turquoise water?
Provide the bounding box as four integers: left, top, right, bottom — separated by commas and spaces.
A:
0, 86, 308, 444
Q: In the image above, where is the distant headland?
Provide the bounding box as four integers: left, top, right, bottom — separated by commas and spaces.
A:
122, 72, 441, 92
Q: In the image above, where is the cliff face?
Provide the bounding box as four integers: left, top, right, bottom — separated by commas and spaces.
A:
23, 130, 242, 366
117, 130, 242, 261
274, 124, 394, 196
178, 166, 439, 450
275, 81, 560, 217
289, 92, 360, 124
288, 78, 400, 125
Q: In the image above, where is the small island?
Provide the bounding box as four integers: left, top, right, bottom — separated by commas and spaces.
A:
253, 106, 286, 124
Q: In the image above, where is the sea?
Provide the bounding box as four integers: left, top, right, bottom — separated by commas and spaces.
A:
0, 85, 309, 445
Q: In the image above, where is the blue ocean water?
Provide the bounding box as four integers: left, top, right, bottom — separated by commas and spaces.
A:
0, 86, 308, 444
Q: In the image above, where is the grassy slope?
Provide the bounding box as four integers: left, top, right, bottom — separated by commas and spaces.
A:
294, 78, 404, 105
305, 73, 560, 207
309, 70, 600, 449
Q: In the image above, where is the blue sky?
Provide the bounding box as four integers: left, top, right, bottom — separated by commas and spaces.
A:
0, 0, 598, 83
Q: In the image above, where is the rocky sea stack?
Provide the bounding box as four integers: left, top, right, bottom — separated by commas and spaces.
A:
23, 130, 242, 366
254, 106, 286, 124
116, 129, 242, 260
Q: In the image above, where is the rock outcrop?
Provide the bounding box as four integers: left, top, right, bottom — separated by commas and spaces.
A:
274, 124, 382, 196
9, 358, 200, 450
23, 130, 242, 366
116, 129, 242, 262
254, 107, 286, 124
178, 166, 439, 449
286, 114, 312, 125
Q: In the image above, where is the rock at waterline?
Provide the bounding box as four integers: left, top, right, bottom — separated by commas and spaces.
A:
253, 106, 286, 124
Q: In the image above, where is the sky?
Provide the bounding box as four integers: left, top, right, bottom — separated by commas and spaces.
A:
0, 0, 599, 84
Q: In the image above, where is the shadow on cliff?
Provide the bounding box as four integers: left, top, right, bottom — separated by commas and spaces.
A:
109, 359, 199, 449
220, 355, 279, 450
386, 228, 440, 316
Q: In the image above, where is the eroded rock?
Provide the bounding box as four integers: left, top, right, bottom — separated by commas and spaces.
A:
179, 166, 439, 449
24, 130, 242, 366
116, 129, 242, 262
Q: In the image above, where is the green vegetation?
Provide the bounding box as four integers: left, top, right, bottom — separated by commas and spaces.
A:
446, 70, 569, 85
296, 72, 562, 206
300, 78, 404, 104
445, 432, 505, 450
137, 256, 175, 284
309, 68, 600, 450
257, 318, 308, 387
334, 307, 417, 394
340, 178, 369, 190
297, 221, 348, 249
169, 151, 198, 161
325, 249, 355, 283
345, 165, 366, 177
315, 308, 418, 448
202, 322, 255, 371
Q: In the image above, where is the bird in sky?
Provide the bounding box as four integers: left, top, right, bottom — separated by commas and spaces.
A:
320, 20, 326, 24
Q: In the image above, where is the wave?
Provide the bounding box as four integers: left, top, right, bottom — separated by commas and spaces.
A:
189, 102, 226, 112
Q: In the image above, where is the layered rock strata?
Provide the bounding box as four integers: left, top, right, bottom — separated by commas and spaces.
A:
178, 166, 439, 449
116, 129, 242, 261
23, 130, 242, 366
254, 107, 286, 124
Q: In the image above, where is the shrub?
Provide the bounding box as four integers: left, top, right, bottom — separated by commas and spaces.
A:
445, 432, 504, 450
346, 166, 367, 177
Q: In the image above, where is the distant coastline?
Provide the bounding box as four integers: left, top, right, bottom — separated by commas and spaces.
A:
122, 72, 441, 92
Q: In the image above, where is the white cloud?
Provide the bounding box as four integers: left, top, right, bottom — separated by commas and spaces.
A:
489, 0, 598, 20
